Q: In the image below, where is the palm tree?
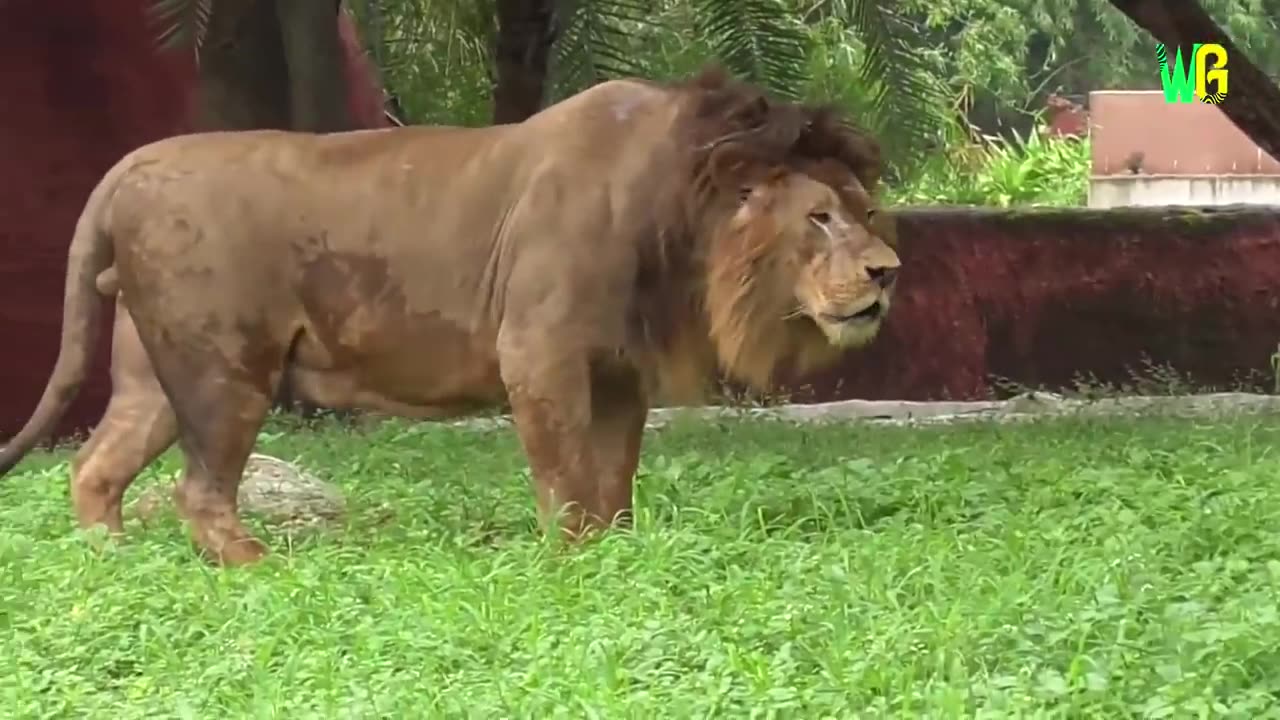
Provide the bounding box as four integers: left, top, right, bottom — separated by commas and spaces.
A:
151, 0, 355, 132
151, 0, 951, 167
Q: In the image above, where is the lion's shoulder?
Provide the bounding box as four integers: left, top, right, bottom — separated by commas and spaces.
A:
520, 77, 678, 136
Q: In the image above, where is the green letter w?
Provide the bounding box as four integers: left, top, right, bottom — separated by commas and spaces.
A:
1157, 43, 1199, 103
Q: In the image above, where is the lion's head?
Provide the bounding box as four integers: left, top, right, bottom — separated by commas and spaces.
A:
637, 68, 901, 396
703, 161, 900, 388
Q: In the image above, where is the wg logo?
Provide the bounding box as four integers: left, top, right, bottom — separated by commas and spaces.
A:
1156, 43, 1228, 104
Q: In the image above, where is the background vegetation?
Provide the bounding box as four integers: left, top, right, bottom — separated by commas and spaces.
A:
336, 0, 1280, 207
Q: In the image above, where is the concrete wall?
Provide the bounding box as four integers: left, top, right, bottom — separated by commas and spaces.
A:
1090, 175, 1280, 208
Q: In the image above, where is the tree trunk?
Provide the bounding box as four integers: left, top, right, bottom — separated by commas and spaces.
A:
275, 0, 353, 132
194, 0, 293, 130
492, 0, 559, 124
1107, 0, 1280, 163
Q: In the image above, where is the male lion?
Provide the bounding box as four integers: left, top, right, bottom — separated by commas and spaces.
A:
0, 67, 900, 566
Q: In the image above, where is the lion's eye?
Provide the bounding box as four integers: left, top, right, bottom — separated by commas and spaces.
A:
866, 209, 877, 221
809, 211, 831, 225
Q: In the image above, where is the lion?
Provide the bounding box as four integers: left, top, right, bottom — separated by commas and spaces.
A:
0, 67, 900, 566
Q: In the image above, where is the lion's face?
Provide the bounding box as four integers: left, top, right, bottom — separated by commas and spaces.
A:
780, 174, 898, 348
700, 166, 900, 389
739, 170, 899, 345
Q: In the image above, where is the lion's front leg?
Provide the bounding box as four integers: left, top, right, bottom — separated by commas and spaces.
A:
499, 347, 611, 540
587, 365, 648, 529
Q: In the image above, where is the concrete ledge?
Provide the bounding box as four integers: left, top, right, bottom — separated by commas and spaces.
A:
437, 392, 1280, 432
1089, 174, 1280, 208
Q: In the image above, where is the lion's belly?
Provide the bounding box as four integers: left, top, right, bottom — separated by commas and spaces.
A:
287, 313, 506, 419
286, 366, 505, 419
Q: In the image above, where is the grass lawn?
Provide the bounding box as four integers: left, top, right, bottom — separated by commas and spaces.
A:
2, 413, 1280, 718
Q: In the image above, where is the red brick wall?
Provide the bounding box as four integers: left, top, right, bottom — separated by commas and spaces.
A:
0, 0, 388, 440
791, 206, 1280, 401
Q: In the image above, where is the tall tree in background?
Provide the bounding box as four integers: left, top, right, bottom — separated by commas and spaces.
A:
152, 0, 355, 132
471, 0, 952, 176
492, 0, 558, 122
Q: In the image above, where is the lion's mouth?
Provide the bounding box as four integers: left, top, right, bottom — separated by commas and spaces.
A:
820, 301, 883, 325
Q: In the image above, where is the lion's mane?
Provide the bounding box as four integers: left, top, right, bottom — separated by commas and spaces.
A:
628, 66, 885, 400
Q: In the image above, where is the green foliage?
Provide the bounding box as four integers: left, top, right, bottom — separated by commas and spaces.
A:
549, 0, 721, 100
844, 0, 1280, 130
548, 0, 655, 100
690, 0, 810, 99
799, 1, 953, 172
347, 0, 496, 125
889, 124, 1090, 206
5, 416, 1280, 714
354, 0, 959, 172
147, 0, 1280, 206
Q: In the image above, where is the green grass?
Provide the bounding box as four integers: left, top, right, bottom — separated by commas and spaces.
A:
3, 414, 1280, 718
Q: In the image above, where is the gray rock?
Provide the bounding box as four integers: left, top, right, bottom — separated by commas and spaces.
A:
127, 453, 345, 528
238, 453, 346, 527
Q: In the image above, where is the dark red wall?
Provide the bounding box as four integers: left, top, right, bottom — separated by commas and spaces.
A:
792, 205, 1280, 401
0, 0, 388, 441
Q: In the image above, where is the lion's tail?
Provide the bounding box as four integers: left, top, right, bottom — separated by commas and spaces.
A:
0, 160, 124, 477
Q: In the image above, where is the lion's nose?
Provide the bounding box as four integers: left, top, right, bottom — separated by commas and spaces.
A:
867, 265, 898, 289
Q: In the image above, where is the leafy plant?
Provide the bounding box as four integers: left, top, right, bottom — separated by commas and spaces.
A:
888, 119, 1090, 207
798, 0, 952, 173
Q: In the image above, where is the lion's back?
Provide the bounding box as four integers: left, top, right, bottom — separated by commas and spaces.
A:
504, 78, 681, 174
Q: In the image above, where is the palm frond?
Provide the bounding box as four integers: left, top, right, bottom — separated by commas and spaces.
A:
691, 0, 810, 100
549, 0, 663, 100
808, 0, 951, 175
148, 0, 215, 58
846, 1, 951, 170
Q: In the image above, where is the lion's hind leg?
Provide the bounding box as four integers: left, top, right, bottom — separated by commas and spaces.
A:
71, 302, 179, 533
71, 391, 177, 533
165, 369, 279, 567
125, 319, 286, 566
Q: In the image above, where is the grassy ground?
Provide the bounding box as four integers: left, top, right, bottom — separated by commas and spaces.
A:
2, 413, 1280, 718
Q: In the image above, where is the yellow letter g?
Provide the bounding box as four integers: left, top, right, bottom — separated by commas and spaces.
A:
1195, 43, 1229, 99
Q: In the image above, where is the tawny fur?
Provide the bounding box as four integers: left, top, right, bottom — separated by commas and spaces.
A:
0, 65, 900, 566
